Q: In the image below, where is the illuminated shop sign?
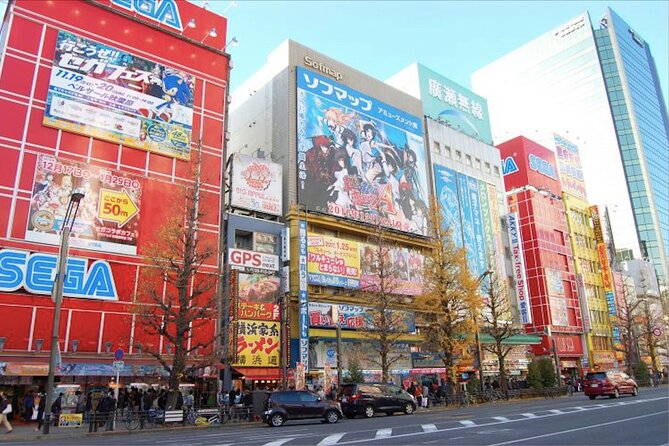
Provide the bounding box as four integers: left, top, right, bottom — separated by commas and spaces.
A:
0, 249, 118, 300
111, 0, 184, 31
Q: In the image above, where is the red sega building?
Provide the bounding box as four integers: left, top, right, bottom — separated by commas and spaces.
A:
498, 136, 585, 378
0, 0, 230, 395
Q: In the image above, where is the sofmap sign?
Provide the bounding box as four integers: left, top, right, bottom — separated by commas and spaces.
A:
507, 213, 531, 324
111, 0, 183, 31
0, 249, 118, 300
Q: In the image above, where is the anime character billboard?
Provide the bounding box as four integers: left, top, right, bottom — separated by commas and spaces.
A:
296, 67, 429, 236
44, 30, 195, 160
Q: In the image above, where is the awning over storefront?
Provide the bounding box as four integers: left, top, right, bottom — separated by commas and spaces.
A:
478, 334, 542, 345
232, 367, 281, 381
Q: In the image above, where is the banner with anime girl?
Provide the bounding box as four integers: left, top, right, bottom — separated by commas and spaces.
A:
296, 67, 429, 236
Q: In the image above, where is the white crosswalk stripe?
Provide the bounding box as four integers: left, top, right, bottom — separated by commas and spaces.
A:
548, 409, 564, 414
263, 439, 295, 446
317, 433, 347, 446
522, 412, 537, 418
422, 424, 438, 432
493, 416, 510, 422
459, 420, 476, 426
375, 428, 393, 439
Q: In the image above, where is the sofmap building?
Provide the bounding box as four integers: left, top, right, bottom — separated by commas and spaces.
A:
0, 0, 230, 399
472, 8, 669, 287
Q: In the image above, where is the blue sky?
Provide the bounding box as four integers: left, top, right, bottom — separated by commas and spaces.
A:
0, 1, 666, 106
206, 0, 668, 107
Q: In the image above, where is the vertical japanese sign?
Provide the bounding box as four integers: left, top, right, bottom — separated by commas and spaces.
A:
45, 30, 195, 160
27, 155, 141, 255
457, 172, 477, 272
296, 67, 429, 236
298, 220, 309, 371
467, 176, 488, 276
433, 165, 463, 247
508, 213, 532, 324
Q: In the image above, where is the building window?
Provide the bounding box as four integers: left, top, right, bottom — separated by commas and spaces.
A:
444, 145, 451, 158
493, 165, 500, 176
235, 230, 253, 250
485, 162, 491, 173
475, 158, 481, 170
433, 141, 441, 154
254, 232, 278, 254
465, 154, 472, 166
456, 150, 462, 162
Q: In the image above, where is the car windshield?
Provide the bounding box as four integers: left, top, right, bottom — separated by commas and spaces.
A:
586, 372, 607, 380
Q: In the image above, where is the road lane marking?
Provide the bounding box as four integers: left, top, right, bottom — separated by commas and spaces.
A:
548, 409, 564, 414
489, 410, 668, 446
493, 416, 510, 422
572, 406, 588, 411
375, 428, 392, 439
263, 439, 296, 446
422, 424, 438, 432
521, 413, 537, 418
317, 433, 347, 446
459, 420, 476, 426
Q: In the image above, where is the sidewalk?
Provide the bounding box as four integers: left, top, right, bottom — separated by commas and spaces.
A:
0, 416, 260, 443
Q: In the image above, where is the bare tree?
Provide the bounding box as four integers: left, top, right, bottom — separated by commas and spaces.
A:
357, 223, 412, 383
478, 271, 524, 393
131, 147, 219, 407
637, 297, 663, 377
615, 276, 643, 376
415, 200, 480, 394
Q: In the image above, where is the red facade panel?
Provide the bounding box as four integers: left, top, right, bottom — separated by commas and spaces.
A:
0, 0, 229, 378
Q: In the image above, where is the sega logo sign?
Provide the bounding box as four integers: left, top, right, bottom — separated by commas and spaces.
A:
111, 0, 183, 31
528, 153, 557, 180
0, 249, 117, 300
228, 249, 279, 271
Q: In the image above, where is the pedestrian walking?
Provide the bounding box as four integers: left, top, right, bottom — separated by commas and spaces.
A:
35, 392, 46, 431
0, 392, 13, 434
422, 384, 429, 409
23, 390, 35, 422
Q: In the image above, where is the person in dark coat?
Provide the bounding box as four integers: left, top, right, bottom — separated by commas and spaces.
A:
51, 393, 63, 426
35, 392, 46, 431
23, 391, 35, 422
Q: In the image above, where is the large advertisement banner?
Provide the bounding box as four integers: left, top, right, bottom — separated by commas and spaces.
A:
233, 320, 280, 367
305, 233, 424, 296
457, 172, 477, 272
230, 154, 283, 216
298, 220, 309, 370
237, 272, 280, 321
296, 67, 429, 236
554, 133, 587, 201
45, 30, 195, 160
467, 176, 488, 276
433, 165, 463, 247
307, 234, 360, 288
27, 155, 141, 255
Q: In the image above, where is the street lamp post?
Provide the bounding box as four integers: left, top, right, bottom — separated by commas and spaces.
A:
43, 190, 84, 434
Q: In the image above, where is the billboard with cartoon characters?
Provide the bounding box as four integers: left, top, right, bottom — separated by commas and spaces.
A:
26, 154, 141, 255
296, 67, 429, 236
44, 30, 195, 160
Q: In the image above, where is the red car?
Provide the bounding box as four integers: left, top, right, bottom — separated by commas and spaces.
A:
584, 371, 639, 399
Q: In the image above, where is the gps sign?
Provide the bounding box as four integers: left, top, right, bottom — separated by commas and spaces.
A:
228, 248, 279, 271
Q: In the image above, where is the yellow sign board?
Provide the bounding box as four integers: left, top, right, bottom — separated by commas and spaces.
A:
59, 413, 83, 428
233, 320, 280, 367
98, 189, 139, 227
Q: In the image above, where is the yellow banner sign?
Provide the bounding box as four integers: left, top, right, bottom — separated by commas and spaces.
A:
98, 189, 139, 227
233, 320, 280, 367
59, 413, 83, 428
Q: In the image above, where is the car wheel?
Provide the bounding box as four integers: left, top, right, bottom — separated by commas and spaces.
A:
325, 410, 340, 424
632, 387, 638, 396
404, 402, 415, 414
269, 413, 285, 427
364, 405, 375, 418
611, 388, 620, 399
344, 413, 356, 419
588, 396, 596, 400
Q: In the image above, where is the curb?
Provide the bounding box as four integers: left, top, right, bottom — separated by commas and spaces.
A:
0, 419, 262, 442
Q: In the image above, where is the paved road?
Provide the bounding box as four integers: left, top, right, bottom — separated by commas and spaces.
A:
9, 387, 669, 445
